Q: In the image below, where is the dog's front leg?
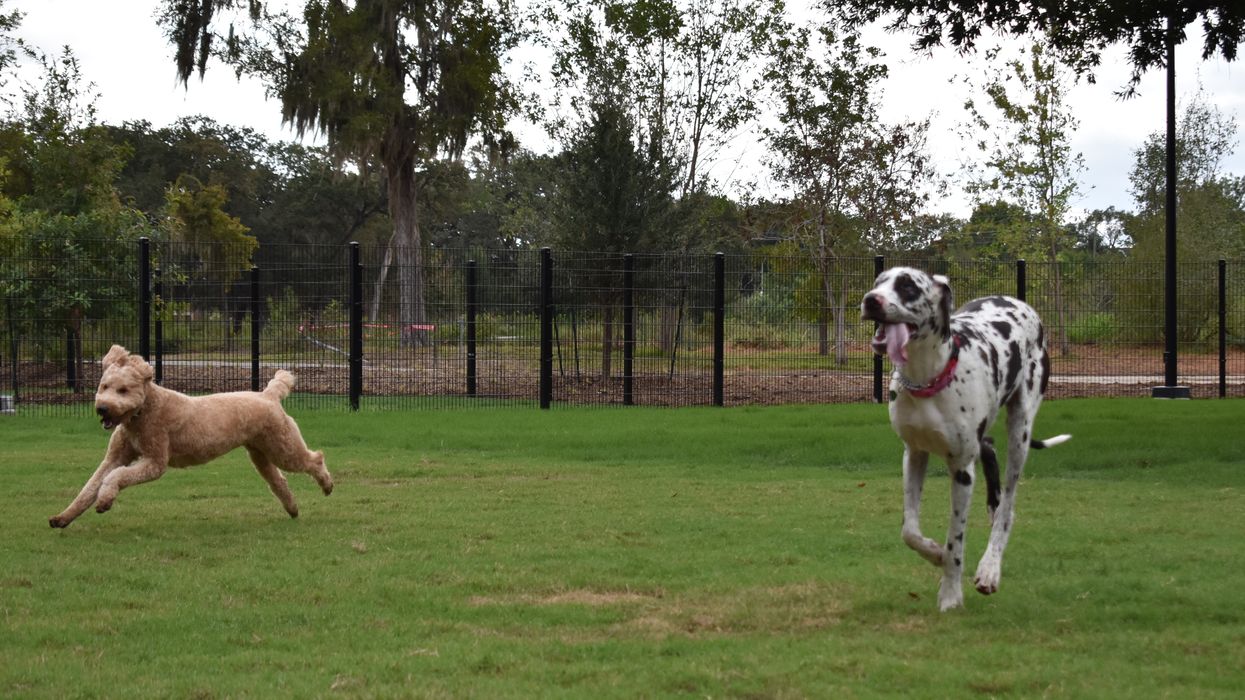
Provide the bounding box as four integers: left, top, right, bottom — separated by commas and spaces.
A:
900, 448, 943, 566
95, 451, 169, 514
49, 432, 136, 528
939, 459, 976, 612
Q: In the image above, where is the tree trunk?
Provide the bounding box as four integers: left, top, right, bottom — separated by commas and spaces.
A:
659, 305, 677, 353
1051, 243, 1070, 355
818, 268, 830, 356
387, 159, 429, 347
601, 305, 614, 382
833, 266, 848, 366
370, 236, 393, 324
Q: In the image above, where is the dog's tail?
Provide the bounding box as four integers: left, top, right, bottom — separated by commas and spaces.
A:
1030, 434, 1071, 449
263, 370, 296, 401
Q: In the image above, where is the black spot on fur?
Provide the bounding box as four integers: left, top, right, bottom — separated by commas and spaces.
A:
936, 281, 953, 339
959, 298, 987, 314
990, 321, 1012, 339
980, 440, 1001, 513
955, 558, 962, 567
954, 470, 972, 486
1004, 341, 1022, 395
989, 345, 1000, 386
976, 419, 988, 442
1040, 350, 1051, 394
959, 326, 983, 341
894, 273, 920, 303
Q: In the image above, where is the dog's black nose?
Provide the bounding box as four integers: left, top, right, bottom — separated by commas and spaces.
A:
863, 294, 882, 314
96, 405, 108, 416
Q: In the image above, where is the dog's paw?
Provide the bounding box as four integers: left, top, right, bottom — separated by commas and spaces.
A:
973, 571, 1000, 595
95, 500, 113, 514
938, 579, 964, 612
49, 515, 70, 528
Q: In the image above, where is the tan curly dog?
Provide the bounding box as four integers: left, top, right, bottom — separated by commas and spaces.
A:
49, 345, 332, 528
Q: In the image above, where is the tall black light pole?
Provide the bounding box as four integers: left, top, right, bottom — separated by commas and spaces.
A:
1153, 8, 1189, 399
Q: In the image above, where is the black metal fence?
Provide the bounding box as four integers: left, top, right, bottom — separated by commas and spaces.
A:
3, 238, 1243, 415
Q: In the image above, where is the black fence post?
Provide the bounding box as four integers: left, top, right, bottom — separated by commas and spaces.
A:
250, 266, 261, 392
873, 254, 885, 403
1016, 259, 1027, 303
540, 248, 553, 410
154, 269, 163, 385
466, 260, 477, 397
1219, 259, 1227, 399
138, 237, 151, 360
623, 254, 635, 406
713, 252, 725, 407
349, 242, 363, 411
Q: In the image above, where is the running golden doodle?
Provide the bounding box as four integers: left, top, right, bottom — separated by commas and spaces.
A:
49, 345, 332, 528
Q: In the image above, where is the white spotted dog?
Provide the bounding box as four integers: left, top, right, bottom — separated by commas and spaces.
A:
861, 267, 1070, 612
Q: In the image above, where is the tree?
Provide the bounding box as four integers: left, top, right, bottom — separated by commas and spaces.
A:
161, 0, 521, 346
551, 98, 677, 379
1124, 93, 1245, 342
161, 174, 258, 284
761, 19, 934, 363
0, 46, 154, 387
837, 1, 1244, 96
105, 117, 277, 227
962, 42, 1084, 353
549, 0, 774, 205
837, 0, 1245, 390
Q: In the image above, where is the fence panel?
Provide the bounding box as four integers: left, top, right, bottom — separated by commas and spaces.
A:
3, 239, 1243, 414
1, 238, 138, 415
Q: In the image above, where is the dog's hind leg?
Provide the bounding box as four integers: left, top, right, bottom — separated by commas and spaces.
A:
50, 433, 137, 528
900, 448, 944, 567
940, 455, 977, 612
264, 416, 333, 496
247, 446, 299, 518
974, 403, 1034, 595
980, 437, 1001, 525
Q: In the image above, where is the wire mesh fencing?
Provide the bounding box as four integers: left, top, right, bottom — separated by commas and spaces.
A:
3, 238, 1243, 416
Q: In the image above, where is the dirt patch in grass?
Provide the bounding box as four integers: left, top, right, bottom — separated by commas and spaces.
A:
469, 588, 665, 608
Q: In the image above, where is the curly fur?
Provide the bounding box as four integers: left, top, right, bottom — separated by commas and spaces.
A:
49, 345, 332, 528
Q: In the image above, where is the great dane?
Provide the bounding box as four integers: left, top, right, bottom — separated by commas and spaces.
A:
861, 267, 1070, 611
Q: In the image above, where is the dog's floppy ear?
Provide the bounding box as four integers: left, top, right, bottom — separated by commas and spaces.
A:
934, 275, 954, 339
126, 354, 154, 382
101, 345, 129, 370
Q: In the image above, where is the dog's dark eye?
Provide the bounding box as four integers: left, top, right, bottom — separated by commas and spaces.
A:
118, 388, 128, 394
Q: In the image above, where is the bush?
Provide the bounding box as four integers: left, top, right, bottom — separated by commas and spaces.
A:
1067, 312, 1117, 344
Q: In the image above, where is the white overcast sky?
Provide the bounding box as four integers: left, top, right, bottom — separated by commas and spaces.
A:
9, 0, 1244, 219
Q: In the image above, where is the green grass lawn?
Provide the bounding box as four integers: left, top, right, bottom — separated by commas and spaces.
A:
2, 399, 1243, 698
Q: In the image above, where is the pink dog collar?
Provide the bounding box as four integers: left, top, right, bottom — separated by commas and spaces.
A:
899, 334, 964, 399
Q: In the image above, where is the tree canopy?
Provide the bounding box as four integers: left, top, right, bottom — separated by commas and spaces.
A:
838, 0, 1245, 95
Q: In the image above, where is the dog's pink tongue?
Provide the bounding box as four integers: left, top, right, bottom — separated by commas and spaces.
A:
883, 322, 909, 366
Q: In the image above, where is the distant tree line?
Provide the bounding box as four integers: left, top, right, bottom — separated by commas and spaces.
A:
0, 0, 1242, 363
